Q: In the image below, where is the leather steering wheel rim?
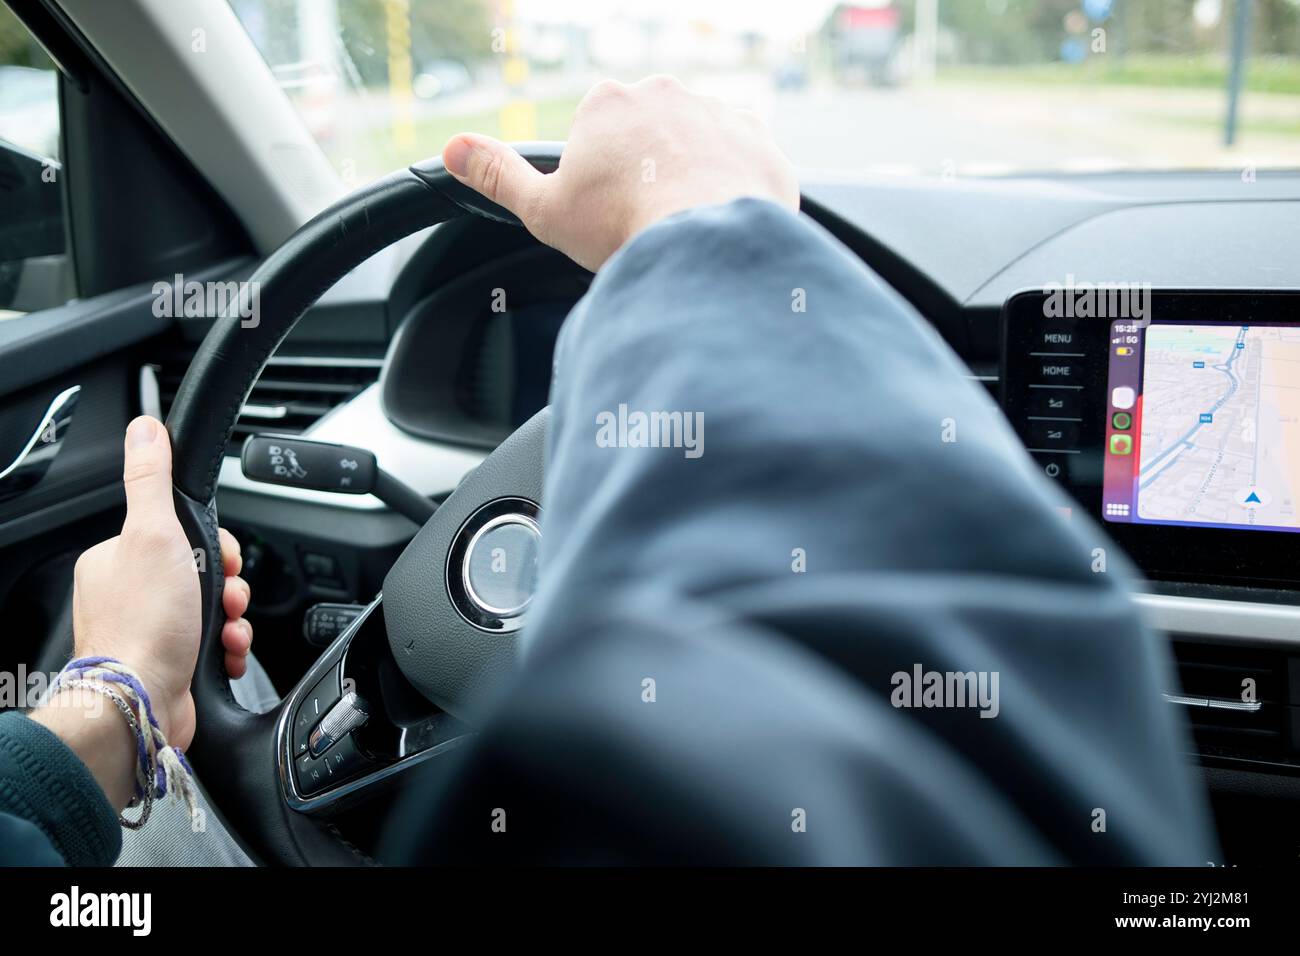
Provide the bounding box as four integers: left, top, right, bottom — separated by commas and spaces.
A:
164, 143, 564, 865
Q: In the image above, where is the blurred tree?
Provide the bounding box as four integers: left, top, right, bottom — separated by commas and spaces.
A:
1256, 0, 1300, 54
0, 4, 51, 68
1125, 0, 1201, 53
411, 0, 493, 63
883, 0, 1298, 64
338, 0, 388, 86
338, 0, 492, 86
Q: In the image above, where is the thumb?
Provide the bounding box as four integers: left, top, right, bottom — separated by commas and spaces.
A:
121, 416, 177, 533
442, 134, 549, 229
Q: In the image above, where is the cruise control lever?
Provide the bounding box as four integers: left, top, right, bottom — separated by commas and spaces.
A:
303, 602, 366, 647
240, 434, 435, 524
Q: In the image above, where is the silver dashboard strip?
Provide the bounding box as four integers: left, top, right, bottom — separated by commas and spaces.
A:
239, 403, 289, 420
1162, 692, 1262, 713
0, 385, 80, 502
1136, 592, 1300, 648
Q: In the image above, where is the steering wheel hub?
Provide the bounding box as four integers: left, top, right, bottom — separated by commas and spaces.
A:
451, 498, 542, 632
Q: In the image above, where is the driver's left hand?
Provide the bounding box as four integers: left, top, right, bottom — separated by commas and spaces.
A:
69, 415, 253, 751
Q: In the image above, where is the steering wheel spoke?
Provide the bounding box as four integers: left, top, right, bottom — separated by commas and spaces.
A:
276, 595, 473, 813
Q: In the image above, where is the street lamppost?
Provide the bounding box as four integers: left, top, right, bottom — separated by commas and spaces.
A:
1224, 0, 1254, 147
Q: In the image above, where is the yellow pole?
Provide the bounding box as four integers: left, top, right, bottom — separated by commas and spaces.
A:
386, 0, 415, 151
498, 0, 536, 140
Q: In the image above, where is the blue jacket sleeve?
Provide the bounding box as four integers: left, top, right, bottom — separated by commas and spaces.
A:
386, 198, 1217, 865
0, 711, 121, 866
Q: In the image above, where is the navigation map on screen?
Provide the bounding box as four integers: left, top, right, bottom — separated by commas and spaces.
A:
1102, 322, 1300, 532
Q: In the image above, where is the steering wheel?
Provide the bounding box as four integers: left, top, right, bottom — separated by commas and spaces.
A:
168, 142, 814, 864
165, 143, 561, 865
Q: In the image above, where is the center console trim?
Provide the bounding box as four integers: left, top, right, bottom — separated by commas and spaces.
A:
1137, 591, 1300, 648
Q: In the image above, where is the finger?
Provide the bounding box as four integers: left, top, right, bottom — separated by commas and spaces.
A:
225, 651, 248, 680
633, 73, 683, 91
223, 575, 251, 620
121, 417, 177, 535
442, 134, 549, 228
223, 618, 252, 679
219, 527, 242, 577
222, 618, 253, 656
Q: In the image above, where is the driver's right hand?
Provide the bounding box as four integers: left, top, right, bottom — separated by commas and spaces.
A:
440, 75, 800, 273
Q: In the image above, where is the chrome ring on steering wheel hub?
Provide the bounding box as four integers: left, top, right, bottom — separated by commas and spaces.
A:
447, 497, 541, 633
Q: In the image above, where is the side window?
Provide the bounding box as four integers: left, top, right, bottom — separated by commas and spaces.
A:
0, 4, 70, 317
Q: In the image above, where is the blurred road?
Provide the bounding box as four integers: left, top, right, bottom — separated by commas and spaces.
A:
324, 70, 1300, 181
696, 75, 1300, 176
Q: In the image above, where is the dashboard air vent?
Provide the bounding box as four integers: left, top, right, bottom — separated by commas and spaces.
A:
1168, 640, 1290, 764
154, 355, 383, 456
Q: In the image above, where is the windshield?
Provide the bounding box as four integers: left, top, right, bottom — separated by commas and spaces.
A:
228, 0, 1300, 188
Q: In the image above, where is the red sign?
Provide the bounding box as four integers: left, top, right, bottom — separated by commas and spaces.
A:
840, 5, 901, 29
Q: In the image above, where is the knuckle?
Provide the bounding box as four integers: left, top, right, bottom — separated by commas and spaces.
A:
479, 150, 504, 201
73, 549, 94, 581
583, 79, 625, 106
645, 73, 681, 90
74, 539, 114, 581
521, 186, 549, 235
122, 456, 162, 488
123, 518, 174, 552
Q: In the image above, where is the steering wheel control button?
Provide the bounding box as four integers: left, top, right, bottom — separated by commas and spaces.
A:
295, 753, 327, 795
240, 434, 378, 494
295, 735, 368, 796
304, 603, 367, 647
320, 734, 367, 780
446, 498, 542, 633
308, 692, 370, 757
463, 514, 541, 618
292, 665, 342, 758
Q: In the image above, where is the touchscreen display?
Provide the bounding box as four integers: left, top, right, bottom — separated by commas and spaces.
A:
1102, 320, 1300, 532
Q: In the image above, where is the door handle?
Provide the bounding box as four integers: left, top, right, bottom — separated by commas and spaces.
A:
0, 385, 80, 503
